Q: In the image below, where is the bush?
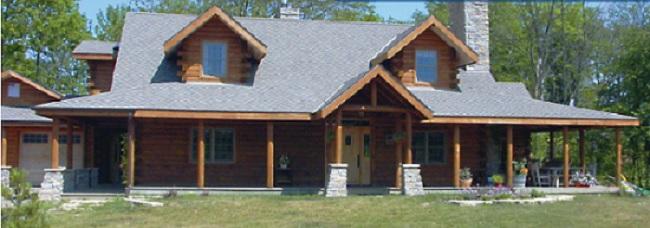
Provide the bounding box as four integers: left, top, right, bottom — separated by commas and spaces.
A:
531, 189, 546, 198
1, 169, 49, 228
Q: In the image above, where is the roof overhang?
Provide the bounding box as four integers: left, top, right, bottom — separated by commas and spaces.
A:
1, 121, 52, 127
422, 116, 640, 127
35, 108, 312, 121
314, 65, 433, 119
1, 71, 62, 100
371, 15, 478, 67
163, 6, 267, 59
72, 53, 114, 61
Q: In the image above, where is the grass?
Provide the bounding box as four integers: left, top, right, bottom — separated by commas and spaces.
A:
49, 194, 650, 227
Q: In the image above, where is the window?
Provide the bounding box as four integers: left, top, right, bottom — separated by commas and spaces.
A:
190, 128, 234, 163
59, 135, 82, 144
415, 50, 438, 83
202, 41, 227, 77
22, 134, 48, 144
412, 131, 446, 164
8, 83, 20, 97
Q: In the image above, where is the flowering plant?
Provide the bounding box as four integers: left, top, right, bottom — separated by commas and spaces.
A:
513, 158, 528, 176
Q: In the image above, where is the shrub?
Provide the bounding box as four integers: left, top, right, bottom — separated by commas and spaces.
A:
1, 169, 49, 228
531, 189, 546, 198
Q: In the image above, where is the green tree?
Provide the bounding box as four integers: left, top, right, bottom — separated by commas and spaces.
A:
94, 4, 133, 41
1, 0, 90, 95
1, 169, 49, 227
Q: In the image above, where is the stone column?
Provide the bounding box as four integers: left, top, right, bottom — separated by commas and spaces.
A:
325, 163, 347, 197
1, 166, 11, 187
39, 167, 65, 201
401, 164, 424, 196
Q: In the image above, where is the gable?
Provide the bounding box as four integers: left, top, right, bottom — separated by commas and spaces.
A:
164, 6, 266, 59
315, 66, 433, 119
1, 71, 61, 107
371, 15, 478, 67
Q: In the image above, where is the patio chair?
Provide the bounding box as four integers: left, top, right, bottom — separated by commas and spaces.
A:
530, 162, 552, 187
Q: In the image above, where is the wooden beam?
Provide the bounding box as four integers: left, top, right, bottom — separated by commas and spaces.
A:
405, 114, 413, 164
370, 81, 378, 106
127, 114, 136, 187
549, 131, 555, 160
197, 120, 205, 188
615, 128, 623, 183
72, 53, 114, 61
66, 121, 74, 169
51, 118, 60, 169
135, 110, 311, 121
335, 110, 343, 164
1, 128, 7, 166
579, 129, 585, 172
266, 122, 274, 188
421, 116, 640, 127
506, 125, 513, 187
395, 120, 403, 188
341, 105, 408, 113
563, 127, 570, 188
453, 125, 460, 188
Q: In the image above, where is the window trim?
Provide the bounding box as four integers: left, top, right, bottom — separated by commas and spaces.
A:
22, 133, 49, 144
412, 130, 448, 165
414, 49, 438, 84
188, 127, 236, 165
201, 40, 228, 78
7, 82, 20, 98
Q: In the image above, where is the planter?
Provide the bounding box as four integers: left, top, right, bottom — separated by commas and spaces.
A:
513, 175, 527, 188
460, 178, 473, 188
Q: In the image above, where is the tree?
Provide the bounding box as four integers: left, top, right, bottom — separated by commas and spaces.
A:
1, 169, 49, 227
94, 4, 133, 41
1, 0, 90, 95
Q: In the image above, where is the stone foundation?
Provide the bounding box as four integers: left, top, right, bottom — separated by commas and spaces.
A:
402, 164, 424, 196
1, 166, 10, 187
325, 163, 348, 197
39, 167, 65, 201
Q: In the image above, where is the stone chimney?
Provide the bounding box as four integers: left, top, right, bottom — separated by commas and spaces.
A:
448, 2, 490, 72
280, 1, 301, 20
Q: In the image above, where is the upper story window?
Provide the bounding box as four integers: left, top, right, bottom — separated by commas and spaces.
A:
412, 131, 446, 164
202, 41, 228, 77
8, 83, 20, 97
415, 50, 438, 83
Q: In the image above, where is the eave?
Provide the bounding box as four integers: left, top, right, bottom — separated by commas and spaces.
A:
422, 116, 640, 127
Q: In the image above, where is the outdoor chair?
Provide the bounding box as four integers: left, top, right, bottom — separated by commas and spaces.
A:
530, 162, 552, 187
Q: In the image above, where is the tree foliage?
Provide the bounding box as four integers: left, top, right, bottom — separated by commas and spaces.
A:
1, 169, 49, 228
1, 0, 90, 95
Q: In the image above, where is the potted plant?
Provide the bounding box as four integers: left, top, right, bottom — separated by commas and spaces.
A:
512, 158, 528, 188
460, 167, 473, 188
492, 174, 504, 187
279, 154, 290, 169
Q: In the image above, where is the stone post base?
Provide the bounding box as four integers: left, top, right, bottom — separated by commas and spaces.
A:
402, 164, 424, 196
1, 166, 11, 187
325, 164, 348, 197
39, 167, 65, 201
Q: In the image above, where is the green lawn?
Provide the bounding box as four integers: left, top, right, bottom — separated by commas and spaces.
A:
50, 194, 650, 227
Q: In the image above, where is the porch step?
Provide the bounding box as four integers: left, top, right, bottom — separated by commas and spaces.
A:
62, 192, 125, 201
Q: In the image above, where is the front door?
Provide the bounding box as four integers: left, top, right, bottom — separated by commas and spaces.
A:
343, 127, 371, 185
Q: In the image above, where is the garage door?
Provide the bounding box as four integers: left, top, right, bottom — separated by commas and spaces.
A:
19, 132, 84, 186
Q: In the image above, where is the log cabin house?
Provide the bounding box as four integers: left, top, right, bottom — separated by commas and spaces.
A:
11, 3, 638, 196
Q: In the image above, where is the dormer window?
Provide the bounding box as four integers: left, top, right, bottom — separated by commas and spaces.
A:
202, 41, 228, 77
8, 82, 20, 97
415, 49, 438, 83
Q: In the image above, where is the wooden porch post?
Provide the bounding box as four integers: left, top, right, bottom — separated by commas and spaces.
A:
579, 129, 585, 172
266, 122, 274, 188
549, 131, 555, 160
197, 120, 205, 188
51, 118, 60, 169
506, 125, 513, 187
66, 121, 74, 169
453, 125, 461, 188
2, 128, 7, 166
404, 114, 412, 164
615, 128, 622, 182
335, 110, 343, 164
563, 127, 570, 188
127, 114, 135, 188
395, 120, 402, 188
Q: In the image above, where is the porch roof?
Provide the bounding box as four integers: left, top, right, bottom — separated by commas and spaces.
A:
1, 105, 52, 123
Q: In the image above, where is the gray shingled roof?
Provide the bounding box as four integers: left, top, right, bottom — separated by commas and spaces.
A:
1, 106, 51, 123
37, 12, 635, 121
73, 40, 118, 55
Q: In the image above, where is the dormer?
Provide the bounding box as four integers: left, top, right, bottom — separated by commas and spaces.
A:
164, 6, 267, 84
73, 40, 118, 95
371, 16, 478, 89
1, 71, 61, 107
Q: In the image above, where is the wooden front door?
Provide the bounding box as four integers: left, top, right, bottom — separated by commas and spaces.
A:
343, 126, 371, 185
